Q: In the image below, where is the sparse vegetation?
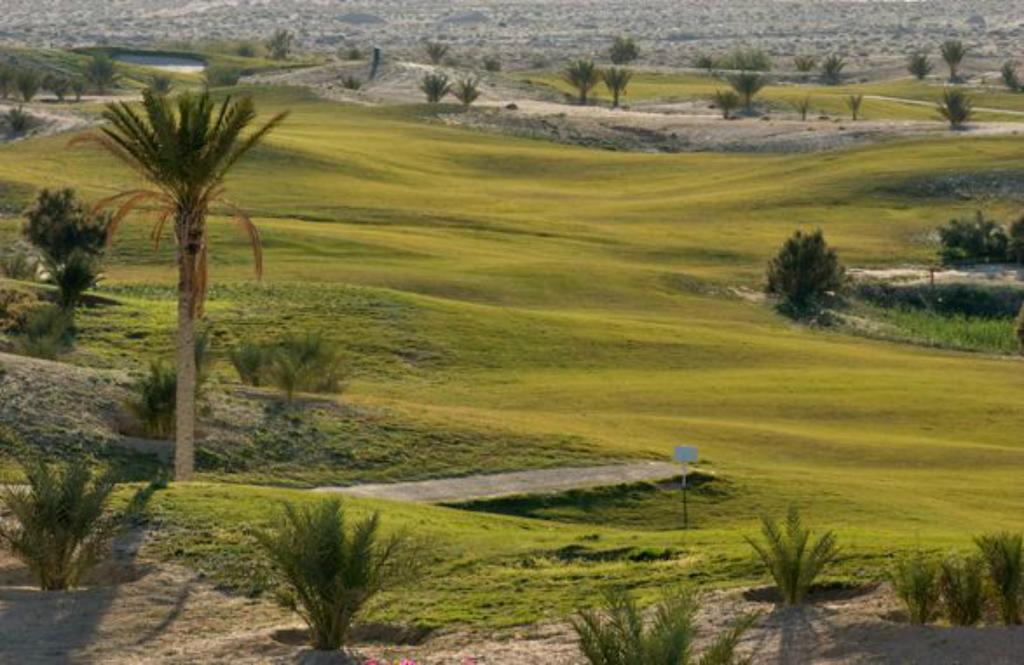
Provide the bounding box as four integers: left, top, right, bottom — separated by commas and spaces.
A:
204, 65, 242, 88
562, 59, 600, 105
766, 229, 846, 314
609, 36, 639, 65
746, 507, 839, 605
939, 555, 985, 626
975, 532, 1023, 625
693, 53, 716, 73
889, 551, 940, 625
267, 29, 295, 61
4, 105, 36, 134
0, 461, 117, 591
452, 77, 482, 107
127, 360, 177, 439
937, 88, 972, 129
11, 304, 71, 359
1001, 61, 1020, 92
794, 95, 812, 121
719, 48, 772, 72
727, 71, 766, 109
574, 587, 757, 665
15, 69, 40, 102
601, 67, 632, 108
420, 72, 452, 103
820, 54, 846, 85
267, 332, 349, 402
256, 499, 413, 651
425, 41, 449, 65
340, 75, 362, 91
713, 89, 740, 119
939, 39, 967, 81
149, 74, 173, 95
483, 55, 502, 73
86, 54, 118, 94
793, 54, 817, 73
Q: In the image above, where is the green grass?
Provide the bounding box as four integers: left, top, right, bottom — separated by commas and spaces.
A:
867, 308, 1017, 354
0, 82, 1023, 627
518, 70, 1024, 122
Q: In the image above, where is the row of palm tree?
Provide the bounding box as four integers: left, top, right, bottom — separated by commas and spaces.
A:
562, 59, 633, 107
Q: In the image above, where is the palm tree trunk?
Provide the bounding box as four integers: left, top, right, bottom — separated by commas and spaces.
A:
174, 245, 197, 481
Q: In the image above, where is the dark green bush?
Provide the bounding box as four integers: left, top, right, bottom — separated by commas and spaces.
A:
937, 211, 1007, 264
609, 36, 640, 65
890, 550, 940, 624
230, 340, 273, 387
23, 188, 110, 264
0, 461, 117, 590
855, 282, 1024, 319
257, 499, 412, 650
126, 361, 177, 439
765, 229, 846, 314
975, 532, 1023, 625
746, 506, 839, 605
43, 249, 101, 311
939, 555, 985, 626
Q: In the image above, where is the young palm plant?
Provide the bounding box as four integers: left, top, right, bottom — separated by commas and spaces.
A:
939, 555, 985, 626
746, 506, 839, 605
793, 55, 817, 73
75, 90, 286, 481
889, 550, 940, 625
940, 39, 967, 81
257, 499, 412, 651
0, 461, 117, 590
908, 53, 933, 80
424, 41, 449, 65
846, 94, 864, 121
452, 77, 481, 107
820, 54, 845, 85
420, 73, 452, 103
562, 59, 600, 105
937, 88, 972, 129
1001, 61, 1020, 92
713, 89, 740, 119
602, 67, 632, 108
727, 71, 766, 110
573, 587, 757, 665
975, 532, 1023, 625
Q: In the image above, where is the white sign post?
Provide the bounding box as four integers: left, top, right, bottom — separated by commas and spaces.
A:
673, 446, 698, 529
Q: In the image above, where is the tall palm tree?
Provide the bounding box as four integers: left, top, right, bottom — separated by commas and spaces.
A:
601, 67, 632, 108
75, 91, 286, 480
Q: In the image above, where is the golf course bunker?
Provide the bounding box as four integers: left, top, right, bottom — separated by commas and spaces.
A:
112, 53, 205, 73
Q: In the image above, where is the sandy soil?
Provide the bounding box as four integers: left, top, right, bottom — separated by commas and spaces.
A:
317, 462, 679, 503
0, 102, 97, 143
2, 546, 1022, 664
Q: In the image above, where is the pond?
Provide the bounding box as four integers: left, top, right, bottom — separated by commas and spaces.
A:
112, 53, 206, 73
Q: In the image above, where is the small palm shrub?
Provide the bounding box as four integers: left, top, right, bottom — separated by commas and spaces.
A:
424, 41, 449, 65
794, 95, 812, 121
602, 67, 632, 108
452, 77, 481, 107
419, 73, 452, 103
846, 94, 863, 121
16, 69, 41, 102
820, 54, 845, 85
12, 304, 72, 359
745, 506, 839, 605
728, 71, 766, 109
793, 55, 817, 73
908, 53, 933, 80
713, 89, 740, 119
937, 89, 972, 129
86, 54, 118, 93
257, 499, 411, 651
43, 249, 100, 312
573, 587, 757, 665
126, 361, 177, 439
5, 106, 36, 134
975, 532, 1023, 625
269, 333, 350, 402
765, 229, 846, 314
343, 46, 363, 61
563, 59, 600, 105
205, 65, 242, 88
889, 551, 940, 625
230, 340, 273, 387
0, 461, 117, 590
939, 555, 985, 626
267, 29, 295, 61
940, 39, 967, 81
1001, 61, 1020, 92
0, 242, 37, 280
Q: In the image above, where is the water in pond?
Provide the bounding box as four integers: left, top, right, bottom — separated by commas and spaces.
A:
112, 53, 205, 73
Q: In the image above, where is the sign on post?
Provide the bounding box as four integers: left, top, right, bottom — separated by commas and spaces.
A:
673, 446, 698, 529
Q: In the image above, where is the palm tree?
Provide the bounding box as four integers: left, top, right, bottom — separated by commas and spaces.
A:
601, 67, 632, 108
420, 73, 452, 103
940, 39, 967, 81
452, 78, 481, 106
75, 91, 286, 480
562, 59, 600, 105
937, 88, 972, 129
728, 71, 766, 109
820, 54, 846, 85
425, 41, 449, 65
846, 94, 864, 121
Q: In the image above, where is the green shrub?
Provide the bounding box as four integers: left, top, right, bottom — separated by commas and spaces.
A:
793, 55, 817, 73
713, 89, 740, 119
267, 29, 295, 61
562, 59, 600, 105
765, 229, 846, 314
230, 340, 273, 387
0, 285, 40, 333
0, 242, 37, 280
889, 551, 940, 624
820, 54, 846, 85
419, 72, 452, 103
0, 461, 117, 590
573, 587, 757, 665
609, 36, 640, 65
937, 89, 973, 130
452, 77, 482, 107
939, 555, 985, 626
424, 41, 449, 65
205, 65, 243, 88
4, 105, 36, 134
727, 71, 766, 108
483, 55, 502, 72
149, 74, 173, 95
975, 532, 1023, 625
269, 333, 350, 402
908, 53, 933, 80
256, 499, 412, 650
745, 506, 839, 605
12, 304, 72, 359
937, 211, 1007, 264
43, 249, 101, 312
23, 188, 110, 264
86, 54, 118, 94
719, 48, 772, 72
855, 282, 1024, 319
15, 69, 40, 102
340, 75, 362, 91
1001, 61, 1020, 92
126, 361, 177, 439
940, 39, 967, 81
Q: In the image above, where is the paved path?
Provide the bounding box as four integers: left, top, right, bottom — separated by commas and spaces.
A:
313, 462, 679, 503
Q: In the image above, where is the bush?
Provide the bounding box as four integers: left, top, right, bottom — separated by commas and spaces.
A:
713, 89, 740, 119
205, 65, 243, 88
908, 53, 933, 80
573, 587, 757, 665
937, 89, 972, 130
23, 188, 110, 264
256, 499, 412, 651
975, 532, 1023, 625
452, 77, 482, 107
0, 242, 37, 280
4, 106, 36, 134
12, 304, 72, 359
0, 461, 117, 590
86, 54, 118, 94
15, 69, 40, 102
939, 555, 985, 626
937, 211, 1007, 264
230, 340, 273, 387
609, 36, 639, 65
889, 551, 940, 624
794, 95, 812, 121
940, 39, 967, 81
126, 361, 177, 439
820, 54, 846, 85
424, 41, 449, 65
765, 229, 846, 314
855, 281, 1024, 319
0, 285, 40, 332
268, 333, 349, 402
727, 71, 766, 109
149, 74, 173, 95
1001, 61, 1020, 92
563, 59, 600, 105
267, 29, 295, 61
602, 67, 632, 108
793, 55, 817, 73
43, 249, 101, 312
745, 506, 839, 605
483, 55, 502, 73
343, 46, 363, 61
340, 76, 362, 91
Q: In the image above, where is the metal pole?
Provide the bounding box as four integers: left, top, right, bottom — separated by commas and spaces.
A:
682, 464, 689, 530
